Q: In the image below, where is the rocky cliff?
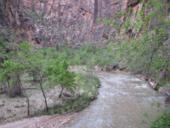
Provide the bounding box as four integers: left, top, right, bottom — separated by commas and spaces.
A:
1, 0, 165, 46
21, 0, 129, 46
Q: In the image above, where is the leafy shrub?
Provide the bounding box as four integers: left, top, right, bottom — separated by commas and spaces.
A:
42, 95, 93, 115
59, 43, 117, 68
74, 73, 100, 97
46, 58, 75, 97
38, 73, 100, 115
151, 113, 170, 128
114, 28, 170, 81
0, 60, 24, 97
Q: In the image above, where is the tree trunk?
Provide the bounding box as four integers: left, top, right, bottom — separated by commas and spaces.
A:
7, 74, 23, 97
39, 76, 48, 112
18, 75, 30, 116
31, 71, 39, 82
59, 86, 64, 98
26, 94, 30, 116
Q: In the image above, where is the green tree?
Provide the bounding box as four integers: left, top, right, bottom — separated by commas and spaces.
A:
46, 58, 75, 98
0, 60, 24, 97
24, 45, 49, 112
17, 42, 49, 112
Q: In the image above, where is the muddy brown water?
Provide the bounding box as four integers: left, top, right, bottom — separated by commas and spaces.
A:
0, 71, 167, 128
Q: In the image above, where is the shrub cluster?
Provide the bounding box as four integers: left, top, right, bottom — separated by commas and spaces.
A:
0, 41, 76, 114
151, 113, 170, 128
114, 27, 170, 86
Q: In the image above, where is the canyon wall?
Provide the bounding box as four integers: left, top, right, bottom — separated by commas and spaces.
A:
22, 0, 127, 46
0, 0, 147, 45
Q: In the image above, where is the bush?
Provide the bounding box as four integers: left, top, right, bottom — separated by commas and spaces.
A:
114, 28, 170, 81
46, 58, 75, 97
38, 73, 100, 115
151, 113, 170, 128
0, 60, 24, 97
55, 43, 116, 68
74, 73, 100, 97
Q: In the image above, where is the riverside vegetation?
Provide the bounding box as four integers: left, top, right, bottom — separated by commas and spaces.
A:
0, 41, 100, 119
113, 1, 170, 127
0, 0, 170, 127
0, 21, 169, 126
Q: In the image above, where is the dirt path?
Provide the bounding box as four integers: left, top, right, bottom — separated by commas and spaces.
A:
0, 71, 166, 128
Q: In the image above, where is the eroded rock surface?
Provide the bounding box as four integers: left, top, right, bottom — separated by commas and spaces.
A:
21, 0, 127, 45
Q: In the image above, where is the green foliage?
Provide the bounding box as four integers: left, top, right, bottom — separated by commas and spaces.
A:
124, 17, 131, 32
0, 59, 24, 97
74, 73, 100, 97
151, 113, 170, 128
2, 60, 24, 74
134, 10, 144, 32
0, 41, 105, 93
42, 95, 93, 115
0, 38, 5, 49
42, 43, 116, 68
64, 43, 116, 68
46, 58, 75, 90
0, 42, 71, 97
115, 0, 166, 34
37, 73, 100, 115
147, 0, 163, 12
0, 38, 10, 59
114, 27, 169, 79
18, 42, 32, 54
0, 60, 24, 81
17, 42, 44, 83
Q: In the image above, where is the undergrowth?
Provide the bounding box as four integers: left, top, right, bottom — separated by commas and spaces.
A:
37, 74, 100, 115
52, 43, 116, 68
151, 113, 170, 128
114, 27, 170, 85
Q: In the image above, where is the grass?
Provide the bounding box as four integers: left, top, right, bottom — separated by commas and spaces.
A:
151, 113, 170, 128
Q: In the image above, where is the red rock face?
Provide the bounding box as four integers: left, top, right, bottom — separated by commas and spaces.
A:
20, 0, 126, 45
21, 0, 141, 45
1, 0, 157, 45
